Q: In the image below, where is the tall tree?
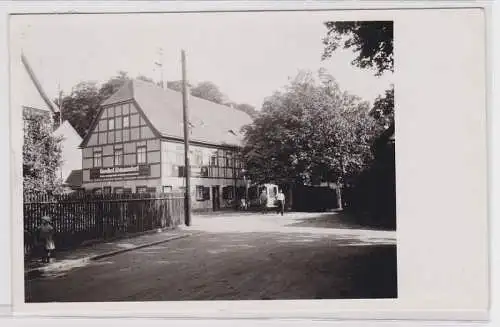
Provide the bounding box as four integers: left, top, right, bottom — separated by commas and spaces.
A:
23, 113, 63, 195
322, 21, 393, 76
242, 69, 381, 207
59, 81, 102, 137
370, 85, 394, 129
58, 72, 132, 137
191, 81, 227, 104
98, 71, 130, 100
166, 80, 188, 92
235, 103, 258, 118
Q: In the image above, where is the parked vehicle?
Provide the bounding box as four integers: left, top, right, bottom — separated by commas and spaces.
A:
247, 183, 279, 209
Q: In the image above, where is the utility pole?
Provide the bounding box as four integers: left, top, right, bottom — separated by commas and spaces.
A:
181, 50, 191, 226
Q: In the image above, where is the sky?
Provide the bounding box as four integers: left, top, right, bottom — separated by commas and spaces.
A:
12, 11, 393, 109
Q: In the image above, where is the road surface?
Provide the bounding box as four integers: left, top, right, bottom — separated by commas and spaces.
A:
26, 212, 397, 302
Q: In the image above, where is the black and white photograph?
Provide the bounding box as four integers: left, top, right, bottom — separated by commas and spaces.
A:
14, 10, 397, 303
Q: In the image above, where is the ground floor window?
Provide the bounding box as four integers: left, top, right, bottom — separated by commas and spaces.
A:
114, 187, 124, 194
162, 185, 173, 193
222, 186, 234, 200
195, 185, 210, 201
93, 188, 102, 195
103, 187, 112, 194
136, 186, 147, 193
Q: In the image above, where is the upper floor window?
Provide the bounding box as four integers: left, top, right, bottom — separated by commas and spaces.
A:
136, 186, 147, 194
114, 148, 123, 166
108, 118, 115, 130
93, 151, 102, 167
210, 155, 217, 166
137, 146, 147, 164
123, 116, 130, 128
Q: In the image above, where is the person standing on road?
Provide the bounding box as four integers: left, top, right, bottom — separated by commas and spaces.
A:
36, 215, 55, 263
260, 189, 268, 214
276, 190, 285, 216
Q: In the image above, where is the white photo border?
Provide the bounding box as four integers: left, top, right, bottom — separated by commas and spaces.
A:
5, 1, 491, 322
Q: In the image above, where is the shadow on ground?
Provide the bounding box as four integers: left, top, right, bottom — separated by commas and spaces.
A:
25, 230, 397, 302
285, 211, 395, 232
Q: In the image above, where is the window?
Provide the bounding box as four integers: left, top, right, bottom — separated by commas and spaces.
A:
123, 116, 130, 128
162, 186, 173, 193
196, 186, 210, 201
103, 187, 112, 194
98, 132, 107, 144
123, 129, 130, 141
108, 118, 115, 130
114, 187, 124, 194
114, 148, 123, 166
222, 186, 234, 200
194, 150, 203, 166
93, 188, 102, 195
226, 152, 232, 167
196, 186, 204, 201
136, 186, 147, 194
210, 155, 217, 166
200, 166, 209, 177
137, 146, 147, 164
218, 151, 225, 167
93, 151, 102, 167
116, 116, 123, 129
108, 131, 115, 143
176, 152, 184, 165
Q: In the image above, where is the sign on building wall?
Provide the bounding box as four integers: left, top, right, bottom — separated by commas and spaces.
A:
90, 165, 151, 179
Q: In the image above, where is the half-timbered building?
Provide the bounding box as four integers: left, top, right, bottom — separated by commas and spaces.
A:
80, 79, 252, 211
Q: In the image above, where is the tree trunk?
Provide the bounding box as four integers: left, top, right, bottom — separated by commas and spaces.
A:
336, 180, 343, 210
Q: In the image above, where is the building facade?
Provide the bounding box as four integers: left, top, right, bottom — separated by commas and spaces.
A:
52, 120, 83, 190
80, 79, 252, 211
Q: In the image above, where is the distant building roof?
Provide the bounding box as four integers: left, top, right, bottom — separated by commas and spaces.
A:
53, 120, 82, 142
64, 169, 83, 188
21, 53, 59, 114
99, 79, 252, 147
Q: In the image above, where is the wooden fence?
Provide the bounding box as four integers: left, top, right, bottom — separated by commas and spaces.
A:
24, 192, 185, 253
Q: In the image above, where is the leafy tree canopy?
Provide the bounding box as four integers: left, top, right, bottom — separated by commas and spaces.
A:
190, 81, 227, 104
23, 113, 63, 195
370, 84, 394, 129
322, 21, 393, 76
242, 69, 382, 187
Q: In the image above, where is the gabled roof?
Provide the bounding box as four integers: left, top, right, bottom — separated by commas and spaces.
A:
21, 53, 59, 114
99, 79, 252, 147
64, 169, 83, 188
53, 120, 83, 143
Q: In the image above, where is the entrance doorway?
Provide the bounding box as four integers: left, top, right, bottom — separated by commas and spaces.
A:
212, 185, 220, 211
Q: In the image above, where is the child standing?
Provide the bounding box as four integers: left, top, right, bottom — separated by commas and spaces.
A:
37, 216, 55, 263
